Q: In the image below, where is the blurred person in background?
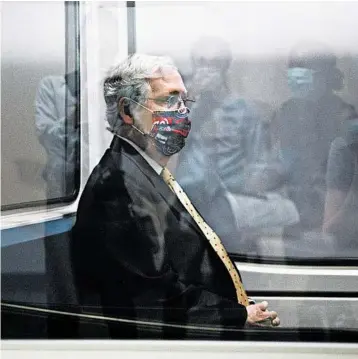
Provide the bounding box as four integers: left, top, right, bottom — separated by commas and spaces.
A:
273, 41, 357, 241
174, 36, 298, 254
35, 70, 81, 200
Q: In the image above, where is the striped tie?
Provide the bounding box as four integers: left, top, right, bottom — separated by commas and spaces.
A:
161, 167, 249, 306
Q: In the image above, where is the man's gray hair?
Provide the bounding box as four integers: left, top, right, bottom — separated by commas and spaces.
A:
103, 53, 177, 131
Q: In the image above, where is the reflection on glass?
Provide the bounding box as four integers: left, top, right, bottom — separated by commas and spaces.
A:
34, 70, 81, 339
134, 1, 358, 261
35, 70, 80, 200
174, 36, 299, 254
323, 117, 358, 250
3, 1, 358, 340
273, 41, 358, 250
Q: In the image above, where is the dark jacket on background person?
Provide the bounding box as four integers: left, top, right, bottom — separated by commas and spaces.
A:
324, 121, 358, 249
273, 94, 356, 233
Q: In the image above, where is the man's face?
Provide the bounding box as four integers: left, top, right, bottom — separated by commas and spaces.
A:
139, 68, 187, 133
190, 58, 226, 98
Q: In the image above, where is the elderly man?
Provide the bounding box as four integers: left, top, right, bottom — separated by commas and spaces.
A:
71, 54, 279, 338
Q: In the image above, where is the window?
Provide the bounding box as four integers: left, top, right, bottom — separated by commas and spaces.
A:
2, 1, 358, 343
134, 1, 358, 262
1, 1, 80, 210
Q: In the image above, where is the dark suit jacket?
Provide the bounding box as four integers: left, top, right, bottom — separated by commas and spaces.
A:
71, 136, 247, 338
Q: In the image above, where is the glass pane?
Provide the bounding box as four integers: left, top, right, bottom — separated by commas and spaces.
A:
135, 1, 358, 261
3, 1, 358, 342
1, 1, 80, 209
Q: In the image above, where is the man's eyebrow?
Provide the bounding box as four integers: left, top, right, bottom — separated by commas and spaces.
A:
155, 90, 188, 97
169, 90, 188, 96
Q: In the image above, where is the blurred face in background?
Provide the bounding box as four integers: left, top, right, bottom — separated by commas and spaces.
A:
286, 42, 343, 100
189, 37, 232, 99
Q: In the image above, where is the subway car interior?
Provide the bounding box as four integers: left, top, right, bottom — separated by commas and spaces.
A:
1, 1, 358, 357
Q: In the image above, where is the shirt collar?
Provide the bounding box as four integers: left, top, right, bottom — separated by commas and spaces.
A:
117, 135, 163, 175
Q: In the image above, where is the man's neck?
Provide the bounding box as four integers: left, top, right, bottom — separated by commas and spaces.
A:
117, 125, 170, 167
146, 142, 170, 167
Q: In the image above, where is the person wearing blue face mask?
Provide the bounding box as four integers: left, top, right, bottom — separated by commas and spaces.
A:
273, 41, 357, 242
287, 67, 316, 99
287, 64, 340, 101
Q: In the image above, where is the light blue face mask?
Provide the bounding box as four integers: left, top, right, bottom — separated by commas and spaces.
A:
287, 67, 315, 98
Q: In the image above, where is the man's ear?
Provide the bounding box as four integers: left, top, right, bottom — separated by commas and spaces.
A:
118, 98, 133, 125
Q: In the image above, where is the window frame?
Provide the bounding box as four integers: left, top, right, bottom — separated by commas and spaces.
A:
1, 1, 81, 212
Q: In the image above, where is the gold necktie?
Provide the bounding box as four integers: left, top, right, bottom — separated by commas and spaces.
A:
161, 167, 249, 306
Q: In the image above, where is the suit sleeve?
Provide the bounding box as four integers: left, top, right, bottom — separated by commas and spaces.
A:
76, 169, 248, 328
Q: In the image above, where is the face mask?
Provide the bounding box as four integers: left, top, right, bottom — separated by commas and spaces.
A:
287, 67, 315, 98
122, 97, 192, 156
148, 109, 191, 156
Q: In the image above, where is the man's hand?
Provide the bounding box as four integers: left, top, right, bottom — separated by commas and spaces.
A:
246, 301, 280, 327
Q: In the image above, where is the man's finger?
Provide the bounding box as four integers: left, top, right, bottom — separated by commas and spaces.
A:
256, 310, 272, 322
269, 311, 278, 320
271, 317, 280, 326
257, 316, 273, 325
258, 301, 268, 311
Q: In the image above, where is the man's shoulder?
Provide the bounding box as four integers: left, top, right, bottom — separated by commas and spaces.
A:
75, 146, 163, 228
84, 145, 158, 197
36, 76, 68, 100
38, 75, 66, 89
273, 98, 304, 120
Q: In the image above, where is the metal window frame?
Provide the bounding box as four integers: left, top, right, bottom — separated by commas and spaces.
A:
1, 1, 81, 212
127, 1, 136, 54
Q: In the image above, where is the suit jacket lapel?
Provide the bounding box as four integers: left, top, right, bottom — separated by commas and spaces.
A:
112, 137, 204, 238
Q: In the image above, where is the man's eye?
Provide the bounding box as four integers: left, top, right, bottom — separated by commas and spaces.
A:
159, 96, 178, 107
156, 97, 168, 103
168, 96, 180, 106
156, 96, 174, 105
